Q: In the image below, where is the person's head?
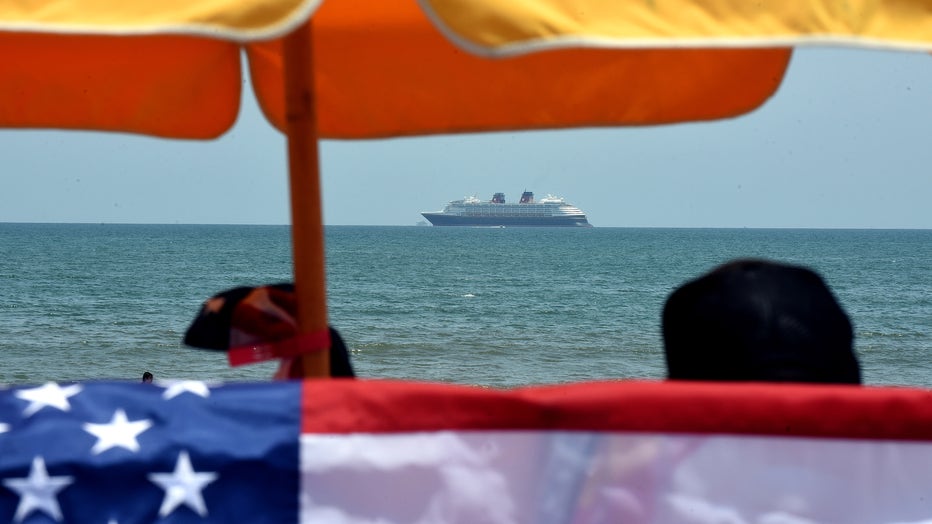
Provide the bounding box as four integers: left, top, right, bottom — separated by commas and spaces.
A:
142, 371, 153, 383
662, 259, 860, 384
183, 283, 355, 379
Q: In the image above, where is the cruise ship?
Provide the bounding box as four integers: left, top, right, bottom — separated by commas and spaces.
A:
421, 191, 592, 227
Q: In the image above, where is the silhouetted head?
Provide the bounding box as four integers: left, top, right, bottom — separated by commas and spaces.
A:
662, 259, 860, 384
142, 371, 153, 383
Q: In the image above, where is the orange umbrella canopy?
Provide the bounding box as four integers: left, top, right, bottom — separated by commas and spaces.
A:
3, 0, 929, 139
1, 0, 796, 139
246, 0, 790, 138
0, 0, 319, 138
2, 0, 930, 375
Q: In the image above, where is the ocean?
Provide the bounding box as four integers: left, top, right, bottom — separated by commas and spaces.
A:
1, 224, 930, 389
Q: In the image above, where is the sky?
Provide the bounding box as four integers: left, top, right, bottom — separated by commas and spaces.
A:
2, 47, 931, 229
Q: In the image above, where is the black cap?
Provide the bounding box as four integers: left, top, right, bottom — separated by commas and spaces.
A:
662, 259, 860, 384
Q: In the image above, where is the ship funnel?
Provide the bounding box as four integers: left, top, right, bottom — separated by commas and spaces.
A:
492, 192, 505, 204
519, 191, 534, 204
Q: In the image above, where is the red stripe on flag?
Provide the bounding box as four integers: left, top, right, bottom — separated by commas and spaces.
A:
301, 380, 932, 441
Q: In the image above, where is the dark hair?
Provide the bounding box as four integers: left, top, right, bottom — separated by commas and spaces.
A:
142, 371, 154, 383
662, 259, 860, 384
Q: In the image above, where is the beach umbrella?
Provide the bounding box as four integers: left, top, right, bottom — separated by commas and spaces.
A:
2, 0, 930, 377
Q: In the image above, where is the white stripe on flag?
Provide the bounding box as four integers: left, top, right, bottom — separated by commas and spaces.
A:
301, 431, 932, 524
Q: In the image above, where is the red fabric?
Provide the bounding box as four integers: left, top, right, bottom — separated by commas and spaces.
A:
229, 329, 331, 366
229, 286, 298, 345
301, 380, 932, 441
224, 286, 330, 368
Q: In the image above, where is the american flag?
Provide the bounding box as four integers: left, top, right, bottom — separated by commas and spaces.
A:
0, 381, 299, 523
4, 379, 932, 523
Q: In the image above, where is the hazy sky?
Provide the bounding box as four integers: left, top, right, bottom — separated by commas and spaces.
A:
2, 47, 930, 228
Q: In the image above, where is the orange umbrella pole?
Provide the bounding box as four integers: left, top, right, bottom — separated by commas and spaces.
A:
284, 20, 330, 377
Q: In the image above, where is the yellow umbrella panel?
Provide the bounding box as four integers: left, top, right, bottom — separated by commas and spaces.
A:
419, 0, 932, 56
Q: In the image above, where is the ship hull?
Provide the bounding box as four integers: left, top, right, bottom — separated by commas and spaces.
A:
421, 213, 591, 227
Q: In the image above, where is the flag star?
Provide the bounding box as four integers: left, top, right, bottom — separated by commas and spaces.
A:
0, 422, 9, 434
162, 381, 211, 400
148, 451, 218, 517
82, 409, 153, 454
15, 382, 83, 417
3, 456, 73, 522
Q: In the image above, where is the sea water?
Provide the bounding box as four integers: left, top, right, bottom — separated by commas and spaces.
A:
1, 224, 930, 388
